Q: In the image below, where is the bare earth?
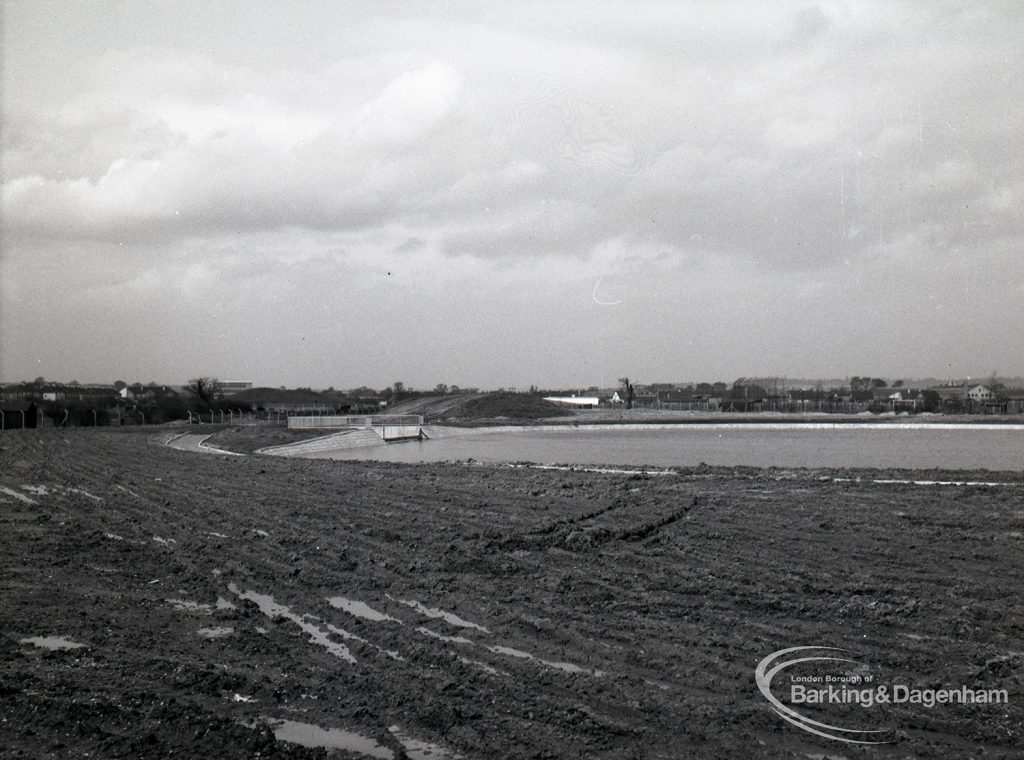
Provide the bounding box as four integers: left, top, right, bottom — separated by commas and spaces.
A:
0, 428, 1021, 759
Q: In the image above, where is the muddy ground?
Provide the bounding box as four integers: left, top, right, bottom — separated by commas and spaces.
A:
0, 428, 1021, 759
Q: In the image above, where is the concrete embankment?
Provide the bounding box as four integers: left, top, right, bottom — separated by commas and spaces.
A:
256, 429, 384, 457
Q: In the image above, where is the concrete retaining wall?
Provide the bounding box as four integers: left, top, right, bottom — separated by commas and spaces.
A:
257, 429, 385, 457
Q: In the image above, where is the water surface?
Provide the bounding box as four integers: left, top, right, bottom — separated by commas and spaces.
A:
308, 425, 1023, 471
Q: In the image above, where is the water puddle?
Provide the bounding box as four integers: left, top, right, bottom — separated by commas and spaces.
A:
389, 725, 462, 759
18, 484, 102, 501
197, 626, 234, 638
322, 622, 404, 661
265, 718, 393, 759
20, 636, 86, 651
485, 644, 602, 676
389, 596, 490, 633
0, 485, 37, 504
229, 584, 355, 663
833, 477, 1018, 488
153, 536, 177, 546
166, 598, 213, 614
509, 463, 675, 476
457, 656, 505, 676
68, 487, 102, 501
104, 533, 125, 541
416, 627, 474, 646
328, 596, 401, 623
643, 678, 671, 691
208, 531, 230, 539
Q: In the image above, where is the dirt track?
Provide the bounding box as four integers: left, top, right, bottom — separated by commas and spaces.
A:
1, 429, 1022, 759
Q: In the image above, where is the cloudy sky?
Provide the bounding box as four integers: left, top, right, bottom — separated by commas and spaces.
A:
2, 1, 1021, 389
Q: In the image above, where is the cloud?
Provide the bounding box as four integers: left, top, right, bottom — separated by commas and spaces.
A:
790, 6, 831, 43
2, 2, 1023, 384
350, 63, 463, 145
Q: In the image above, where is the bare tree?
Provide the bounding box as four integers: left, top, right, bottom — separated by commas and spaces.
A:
618, 377, 635, 410
186, 377, 221, 409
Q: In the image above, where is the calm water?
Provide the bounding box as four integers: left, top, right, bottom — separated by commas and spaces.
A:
312, 425, 1024, 471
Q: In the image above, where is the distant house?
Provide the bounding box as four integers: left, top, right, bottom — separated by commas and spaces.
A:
1005, 392, 1024, 415
632, 389, 658, 406
720, 398, 763, 413
931, 385, 968, 402
0, 401, 39, 429
656, 389, 695, 404
219, 380, 254, 395
788, 389, 819, 405
967, 385, 995, 403
872, 387, 924, 410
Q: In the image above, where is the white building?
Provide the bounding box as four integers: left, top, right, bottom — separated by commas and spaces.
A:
219, 380, 253, 395
967, 385, 995, 402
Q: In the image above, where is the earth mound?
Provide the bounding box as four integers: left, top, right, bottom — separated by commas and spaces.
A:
437, 393, 573, 420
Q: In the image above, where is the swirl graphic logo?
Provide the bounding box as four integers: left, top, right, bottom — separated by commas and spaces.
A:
755, 646, 895, 744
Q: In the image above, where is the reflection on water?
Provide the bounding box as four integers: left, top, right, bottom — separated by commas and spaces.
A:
328, 596, 401, 623
269, 718, 393, 759
307, 425, 1023, 471
263, 718, 460, 760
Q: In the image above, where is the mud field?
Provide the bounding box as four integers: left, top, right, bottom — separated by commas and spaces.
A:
1, 429, 1022, 759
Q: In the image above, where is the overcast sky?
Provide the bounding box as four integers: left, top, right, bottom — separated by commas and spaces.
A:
2, 1, 1021, 389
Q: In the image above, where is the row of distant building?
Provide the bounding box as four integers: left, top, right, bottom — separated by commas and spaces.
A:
544, 382, 1024, 413
0, 380, 255, 404
3, 378, 1022, 415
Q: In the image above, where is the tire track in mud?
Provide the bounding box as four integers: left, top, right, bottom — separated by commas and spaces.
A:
2, 434, 679, 757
